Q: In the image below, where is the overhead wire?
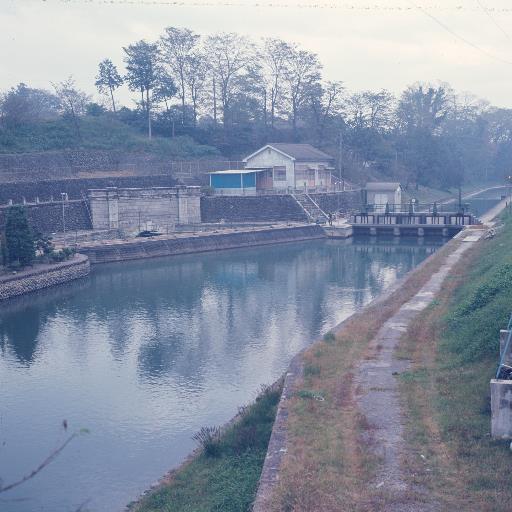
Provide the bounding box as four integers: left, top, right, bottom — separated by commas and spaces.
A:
475, 0, 512, 44
407, 0, 512, 65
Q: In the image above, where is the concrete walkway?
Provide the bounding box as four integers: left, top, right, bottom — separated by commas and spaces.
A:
353, 202, 506, 510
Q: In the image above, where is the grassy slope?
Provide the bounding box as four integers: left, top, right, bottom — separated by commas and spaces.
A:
398, 212, 512, 511
130, 383, 282, 512
0, 117, 218, 158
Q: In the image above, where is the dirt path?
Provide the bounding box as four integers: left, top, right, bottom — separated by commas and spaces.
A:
353, 231, 485, 511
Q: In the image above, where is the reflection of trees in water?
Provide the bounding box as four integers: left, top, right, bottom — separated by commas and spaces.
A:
0, 307, 42, 364
0, 239, 440, 376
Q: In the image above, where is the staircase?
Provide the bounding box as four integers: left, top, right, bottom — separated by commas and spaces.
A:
292, 193, 329, 223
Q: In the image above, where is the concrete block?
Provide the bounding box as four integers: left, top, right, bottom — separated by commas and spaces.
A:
491, 379, 512, 439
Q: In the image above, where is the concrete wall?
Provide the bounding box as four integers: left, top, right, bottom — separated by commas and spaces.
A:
0, 254, 90, 301
80, 225, 325, 264
89, 186, 201, 232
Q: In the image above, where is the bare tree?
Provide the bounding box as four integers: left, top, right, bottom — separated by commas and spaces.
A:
52, 77, 90, 140
123, 40, 160, 139
95, 58, 124, 113
260, 38, 292, 131
204, 33, 258, 129
309, 80, 345, 144
282, 46, 322, 140
184, 51, 208, 127
160, 27, 200, 126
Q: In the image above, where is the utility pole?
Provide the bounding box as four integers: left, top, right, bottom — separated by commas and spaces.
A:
61, 192, 67, 245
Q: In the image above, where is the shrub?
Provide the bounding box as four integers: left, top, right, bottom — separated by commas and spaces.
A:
192, 426, 222, 457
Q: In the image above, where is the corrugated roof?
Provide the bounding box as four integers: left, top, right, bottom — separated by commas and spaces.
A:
268, 143, 334, 161
365, 182, 402, 191
208, 169, 267, 175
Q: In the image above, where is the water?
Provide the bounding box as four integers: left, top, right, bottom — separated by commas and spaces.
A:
0, 237, 443, 511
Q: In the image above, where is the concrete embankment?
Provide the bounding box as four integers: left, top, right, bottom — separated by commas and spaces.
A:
0, 254, 90, 301
78, 224, 325, 264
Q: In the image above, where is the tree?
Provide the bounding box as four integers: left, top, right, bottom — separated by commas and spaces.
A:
4, 206, 35, 267
204, 33, 258, 129
260, 38, 292, 131
160, 27, 200, 126
153, 70, 178, 135
282, 46, 322, 139
95, 58, 124, 113
123, 40, 160, 139
0, 83, 59, 127
308, 80, 345, 145
184, 51, 208, 127
52, 77, 90, 139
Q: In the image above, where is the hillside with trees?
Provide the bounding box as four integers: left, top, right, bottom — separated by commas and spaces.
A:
2, 26, 512, 188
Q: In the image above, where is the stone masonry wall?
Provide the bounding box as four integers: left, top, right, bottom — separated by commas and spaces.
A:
0, 175, 179, 205
201, 195, 307, 223
0, 201, 92, 235
0, 254, 90, 301
311, 191, 362, 214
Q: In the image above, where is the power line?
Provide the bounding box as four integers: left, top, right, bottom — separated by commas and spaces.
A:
408, 0, 512, 65
476, 0, 512, 44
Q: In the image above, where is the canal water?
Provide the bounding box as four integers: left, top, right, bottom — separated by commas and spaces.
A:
0, 237, 461, 511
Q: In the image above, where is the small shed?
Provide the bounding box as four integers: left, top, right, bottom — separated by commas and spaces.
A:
209, 169, 267, 196
365, 182, 403, 211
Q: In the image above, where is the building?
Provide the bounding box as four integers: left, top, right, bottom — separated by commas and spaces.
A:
365, 182, 403, 211
208, 143, 336, 195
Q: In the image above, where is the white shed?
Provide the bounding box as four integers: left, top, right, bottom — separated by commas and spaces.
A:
365, 182, 403, 211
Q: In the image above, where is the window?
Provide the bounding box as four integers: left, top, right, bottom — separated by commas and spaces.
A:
273, 166, 287, 181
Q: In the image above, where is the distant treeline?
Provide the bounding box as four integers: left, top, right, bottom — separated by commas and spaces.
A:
1, 27, 511, 188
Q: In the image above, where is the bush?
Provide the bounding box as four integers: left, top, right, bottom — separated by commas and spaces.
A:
192, 426, 222, 457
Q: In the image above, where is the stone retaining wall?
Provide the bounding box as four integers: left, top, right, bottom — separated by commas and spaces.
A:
0, 201, 92, 234
80, 225, 325, 264
0, 175, 179, 204
0, 254, 90, 301
311, 190, 361, 214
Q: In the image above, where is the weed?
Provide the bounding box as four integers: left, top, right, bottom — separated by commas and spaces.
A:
192, 426, 222, 457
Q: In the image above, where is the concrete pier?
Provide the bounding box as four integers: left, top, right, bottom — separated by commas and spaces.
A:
491, 379, 512, 439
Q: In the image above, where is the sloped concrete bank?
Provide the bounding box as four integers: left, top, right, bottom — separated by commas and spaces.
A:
0, 254, 90, 301
79, 224, 325, 264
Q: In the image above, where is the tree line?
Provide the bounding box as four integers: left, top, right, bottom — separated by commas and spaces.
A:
1, 26, 512, 188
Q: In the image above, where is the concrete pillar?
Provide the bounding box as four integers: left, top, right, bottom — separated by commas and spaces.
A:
500, 330, 512, 365
418, 227, 425, 237
491, 379, 512, 439
8, 199, 12, 206
393, 227, 400, 236
370, 227, 377, 236
442, 228, 448, 237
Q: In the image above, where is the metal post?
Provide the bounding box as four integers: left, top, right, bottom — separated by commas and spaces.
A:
61, 192, 66, 246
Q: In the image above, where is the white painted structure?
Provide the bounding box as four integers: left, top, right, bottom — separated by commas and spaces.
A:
88, 186, 201, 233
365, 182, 403, 211
242, 143, 335, 192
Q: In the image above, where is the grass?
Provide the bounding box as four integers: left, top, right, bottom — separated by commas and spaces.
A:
0, 116, 218, 157
268, 238, 462, 511
130, 382, 282, 512
398, 212, 512, 511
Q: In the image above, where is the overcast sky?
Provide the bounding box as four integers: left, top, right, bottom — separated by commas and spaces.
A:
2, 0, 512, 107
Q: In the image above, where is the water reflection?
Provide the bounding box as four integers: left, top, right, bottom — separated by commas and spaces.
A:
0, 237, 442, 512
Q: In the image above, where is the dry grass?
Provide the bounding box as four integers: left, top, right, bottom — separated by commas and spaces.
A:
269, 239, 461, 511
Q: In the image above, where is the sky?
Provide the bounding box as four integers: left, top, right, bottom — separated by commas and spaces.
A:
1, 0, 512, 108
